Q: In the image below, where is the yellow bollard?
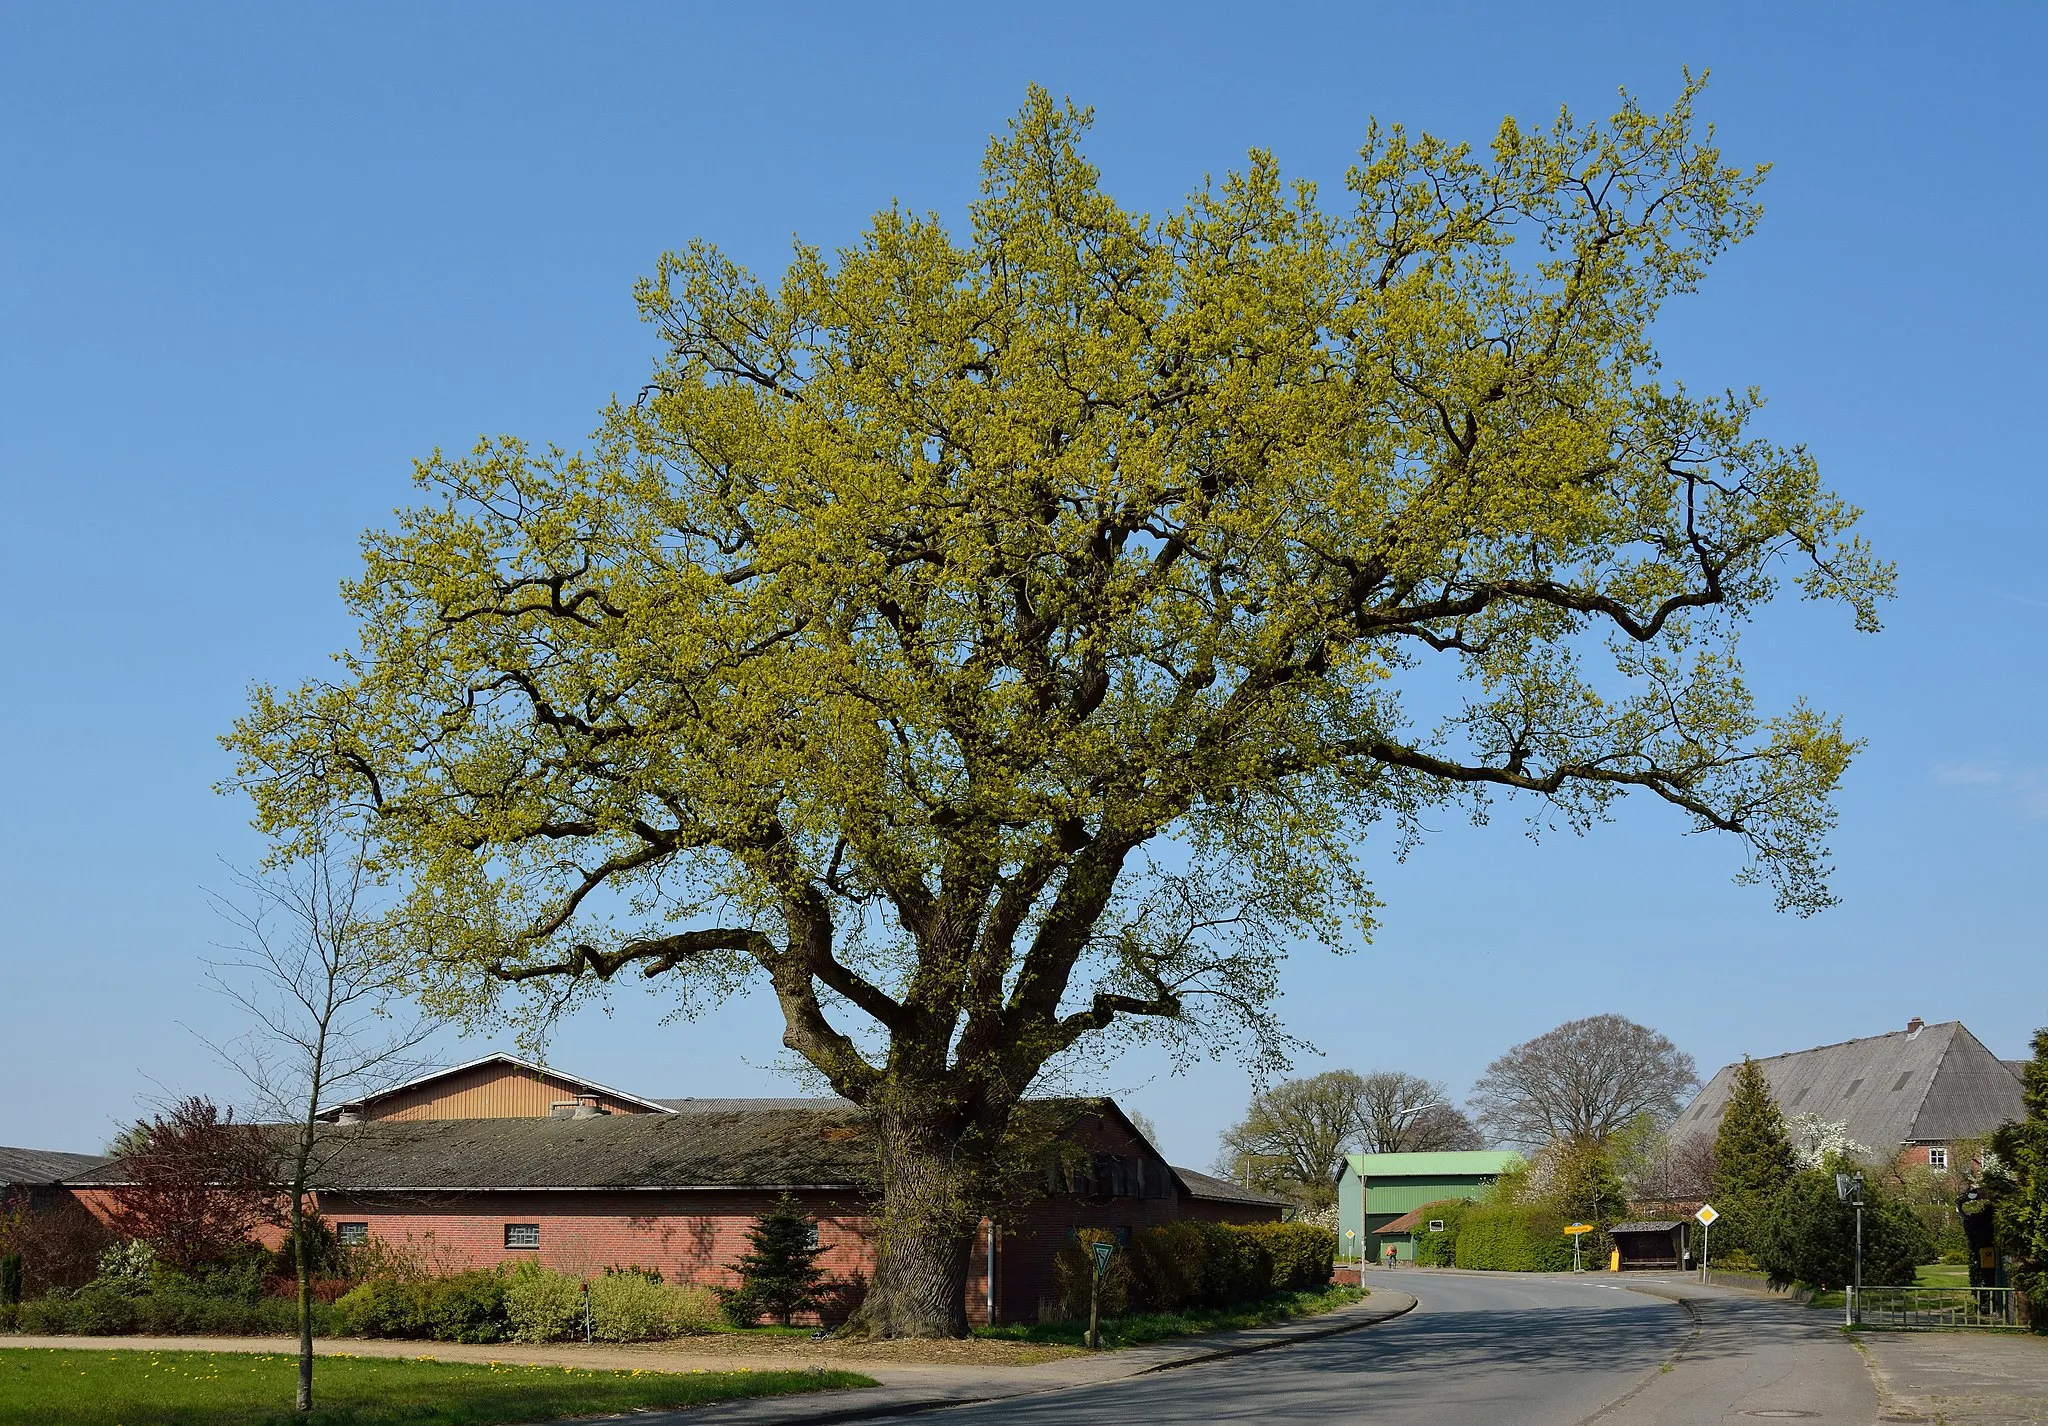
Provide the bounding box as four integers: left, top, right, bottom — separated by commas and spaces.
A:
1610, 1248, 1621, 1273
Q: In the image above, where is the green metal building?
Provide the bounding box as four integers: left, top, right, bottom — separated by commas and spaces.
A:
1336, 1150, 1520, 1264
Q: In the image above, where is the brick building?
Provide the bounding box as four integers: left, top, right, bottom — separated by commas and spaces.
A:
51, 1054, 1283, 1324
1672, 1019, 2025, 1173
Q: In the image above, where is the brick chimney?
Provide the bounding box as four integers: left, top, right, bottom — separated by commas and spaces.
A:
1906, 1017, 1925, 1036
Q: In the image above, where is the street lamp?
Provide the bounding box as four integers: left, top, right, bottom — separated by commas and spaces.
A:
1836, 1172, 1865, 1327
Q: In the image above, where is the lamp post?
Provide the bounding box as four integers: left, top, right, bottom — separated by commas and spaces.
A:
1836, 1173, 1864, 1327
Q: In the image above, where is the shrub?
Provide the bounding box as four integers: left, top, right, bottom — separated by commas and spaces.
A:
1192, 1222, 1273, 1307
664, 1284, 721, 1333
1236, 1224, 1334, 1292
1126, 1223, 1204, 1312
333, 1271, 509, 1342
590, 1269, 671, 1342
0, 1302, 16, 1333
505, 1262, 585, 1343
1753, 1166, 1933, 1289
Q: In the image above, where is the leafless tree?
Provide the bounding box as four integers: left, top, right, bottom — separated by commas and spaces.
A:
1399, 1103, 1485, 1152
1471, 1015, 1698, 1148
203, 835, 439, 1415
1356, 1071, 1459, 1153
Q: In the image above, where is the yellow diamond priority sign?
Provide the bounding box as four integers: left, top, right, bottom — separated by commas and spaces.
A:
1695, 1203, 1719, 1227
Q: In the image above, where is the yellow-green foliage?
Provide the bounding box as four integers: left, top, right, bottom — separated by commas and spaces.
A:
588, 1272, 720, 1341
503, 1262, 584, 1342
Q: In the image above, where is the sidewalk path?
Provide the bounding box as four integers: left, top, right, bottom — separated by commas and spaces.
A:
1858, 1327, 2048, 1423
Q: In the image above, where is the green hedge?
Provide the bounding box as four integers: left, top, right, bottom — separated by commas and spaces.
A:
1410, 1200, 1471, 1266
1452, 1205, 1574, 1272
1049, 1222, 1335, 1321
13, 1284, 330, 1336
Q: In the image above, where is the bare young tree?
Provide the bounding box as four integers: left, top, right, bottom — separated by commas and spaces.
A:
1471, 1015, 1698, 1148
203, 836, 438, 1416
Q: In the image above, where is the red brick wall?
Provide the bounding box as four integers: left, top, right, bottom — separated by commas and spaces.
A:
309, 1188, 874, 1291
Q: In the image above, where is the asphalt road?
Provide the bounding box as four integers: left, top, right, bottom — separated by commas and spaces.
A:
863, 1270, 1701, 1426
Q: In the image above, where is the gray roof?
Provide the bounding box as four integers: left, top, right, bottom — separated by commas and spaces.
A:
652, 1097, 857, 1114
71, 1106, 874, 1192
0, 1145, 110, 1186
1171, 1166, 1290, 1208
1609, 1221, 1685, 1234
1672, 1021, 2023, 1158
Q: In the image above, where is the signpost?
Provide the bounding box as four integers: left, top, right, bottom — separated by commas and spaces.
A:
1694, 1203, 1719, 1281
1564, 1223, 1594, 1273
1087, 1240, 1114, 1349
1343, 1229, 1357, 1270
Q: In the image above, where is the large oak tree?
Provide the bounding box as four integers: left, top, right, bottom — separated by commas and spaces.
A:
227, 83, 1889, 1336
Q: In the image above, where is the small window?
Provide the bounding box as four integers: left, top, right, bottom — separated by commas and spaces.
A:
1892, 1072, 1913, 1092
1843, 1078, 1863, 1097
805, 1224, 820, 1251
1427, 1220, 1445, 1233
337, 1222, 368, 1246
1929, 1147, 1949, 1170
504, 1223, 541, 1249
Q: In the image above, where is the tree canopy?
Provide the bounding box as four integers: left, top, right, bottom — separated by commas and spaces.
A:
1472, 1014, 1699, 1147
225, 81, 1888, 1335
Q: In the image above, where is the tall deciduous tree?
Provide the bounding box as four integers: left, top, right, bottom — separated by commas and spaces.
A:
1473, 1015, 1699, 1147
226, 84, 1888, 1336
1356, 1071, 1456, 1154
1219, 1071, 1372, 1210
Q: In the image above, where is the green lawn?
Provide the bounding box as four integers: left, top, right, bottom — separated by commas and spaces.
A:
0, 1348, 875, 1426
974, 1284, 1365, 1350
1915, 1262, 1973, 1288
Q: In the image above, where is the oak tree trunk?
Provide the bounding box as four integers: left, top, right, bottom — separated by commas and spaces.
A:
839, 1109, 979, 1339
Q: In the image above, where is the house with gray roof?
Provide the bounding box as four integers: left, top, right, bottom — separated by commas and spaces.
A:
1672, 1018, 2025, 1173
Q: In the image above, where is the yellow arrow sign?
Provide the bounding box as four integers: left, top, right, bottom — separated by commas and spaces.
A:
1564, 1223, 1594, 1236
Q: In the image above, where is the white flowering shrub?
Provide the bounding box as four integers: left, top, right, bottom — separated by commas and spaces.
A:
1787, 1114, 1869, 1170
95, 1239, 155, 1286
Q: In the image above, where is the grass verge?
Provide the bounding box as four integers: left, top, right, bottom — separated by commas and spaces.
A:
974, 1284, 1366, 1350
0, 1347, 874, 1426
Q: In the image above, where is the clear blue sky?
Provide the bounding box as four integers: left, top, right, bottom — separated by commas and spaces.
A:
3, 3, 2042, 1161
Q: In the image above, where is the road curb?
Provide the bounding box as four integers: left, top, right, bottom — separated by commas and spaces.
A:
631, 1293, 1423, 1426
1136, 1291, 1420, 1374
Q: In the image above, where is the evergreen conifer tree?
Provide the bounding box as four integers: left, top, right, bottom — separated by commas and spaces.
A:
1990, 1027, 2048, 1329
1715, 1058, 1797, 1200
1711, 1056, 1796, 1258
728, 1195, 829, 1326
